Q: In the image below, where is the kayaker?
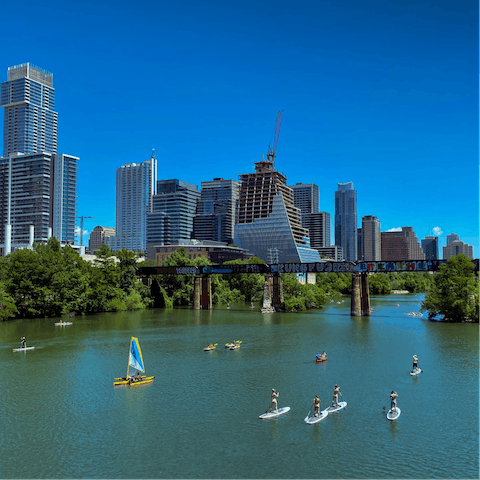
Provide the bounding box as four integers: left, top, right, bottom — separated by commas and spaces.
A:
21, 337, 26, 348
269, 388, 279, 413
313, 394, 321, 417
332, 384, 342, 407
390, 390, 398, 411
412, 355, 419, 372
321, 351, 327, 359
315, 352, 321, 360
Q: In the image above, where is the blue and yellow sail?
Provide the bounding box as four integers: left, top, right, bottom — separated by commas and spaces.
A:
127, 337, 145, 377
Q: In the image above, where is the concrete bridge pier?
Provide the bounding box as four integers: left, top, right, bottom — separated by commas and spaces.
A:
351, 272, 371, 317
193, 275, 212, 310
261, 274, 284, 313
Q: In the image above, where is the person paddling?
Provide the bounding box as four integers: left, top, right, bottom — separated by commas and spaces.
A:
269, 388, 279, 413
412, 355, 419, 373
315, 352, 321, 360
313, 394, 321, 417
21, 337, 26, 349
332, 384, 342, 407
390, 390, 398, 412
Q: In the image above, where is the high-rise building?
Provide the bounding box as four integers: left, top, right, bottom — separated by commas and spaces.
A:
1, 63, 58, 157
301, 212, 330, 250
362, 215, 381, 261
147, 179, 200, 244
193, 178, 240, 244
234, 159, 320, 263
421, 236, 439, 260
88, 226, 116, 254
381, 227, 425, 261
289, 183, 319, 215
334, 182, 357, 262
106, 151, 157, 252
443, 234, 473, 260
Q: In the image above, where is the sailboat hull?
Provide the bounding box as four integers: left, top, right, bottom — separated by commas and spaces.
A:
113, 375, 155, 386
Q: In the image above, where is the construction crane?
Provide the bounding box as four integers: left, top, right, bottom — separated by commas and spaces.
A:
77, 216, 93, 246
266, 110, 283, 167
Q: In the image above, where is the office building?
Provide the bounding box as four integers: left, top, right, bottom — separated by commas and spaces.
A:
362, 215, 381, 261
1, 63, 57, 157
334, 182, 357, 261
234, 158, 320, 263
421, 236, 439, 260
301, 212, 330, 250
106, 151, 157, 252
317, 245, 343, 261
147, 179, 200, 245
443, 234, 473, 260
89, 226, 116, 254
193, 178, 240, 244
289, 183, 319, 215
381, 227, 425, 261
357, 228, 363, 261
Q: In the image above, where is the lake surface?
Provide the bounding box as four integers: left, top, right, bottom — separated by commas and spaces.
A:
0, 294, 478, 479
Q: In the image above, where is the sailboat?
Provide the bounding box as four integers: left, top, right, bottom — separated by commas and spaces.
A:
113, 337, 155, 386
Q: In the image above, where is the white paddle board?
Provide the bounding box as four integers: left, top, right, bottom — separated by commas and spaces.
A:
386, 407, 401, 421
305, 410, 328, 424
325, 401, 347, 413
13, 346, 35, 352
55, 322, 72, 326
259, 407, 290, 419
410, 368, 422, 376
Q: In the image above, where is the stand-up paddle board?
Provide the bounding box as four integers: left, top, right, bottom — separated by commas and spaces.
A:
259, 407, 290, 419
13, 346, 35, 352
410, 368, 422, 376
325, 401, 347, 413
386, 407, 401, 421
305, 410, 328, 424
55, 322, 72, 326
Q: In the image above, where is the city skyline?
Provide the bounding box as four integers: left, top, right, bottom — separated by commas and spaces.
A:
0, 0, 477, 257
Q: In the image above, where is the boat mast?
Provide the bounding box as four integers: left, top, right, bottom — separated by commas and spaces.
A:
127, 337, 132, 379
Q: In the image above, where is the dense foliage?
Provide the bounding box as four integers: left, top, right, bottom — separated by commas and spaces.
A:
421, 255, 479, 322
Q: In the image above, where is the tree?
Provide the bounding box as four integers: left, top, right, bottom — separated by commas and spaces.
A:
421, 254, 479, 322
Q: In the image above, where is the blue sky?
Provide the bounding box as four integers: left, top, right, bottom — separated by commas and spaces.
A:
1, 0, 478, 257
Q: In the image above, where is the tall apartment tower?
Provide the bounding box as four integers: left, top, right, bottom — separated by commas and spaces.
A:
334, 182, 357, 262
421, 236, 439, 260
148, 179, 200, 244
289, 183, 319, 215
361, 215, 381, 261
107, 151, 157, 252
0, 64, 78, 254
234, 159, 320, 263
1, 63, 58, 157
381, 227, 426, 261
301, 212, 331, 250
193, 178, 240, 244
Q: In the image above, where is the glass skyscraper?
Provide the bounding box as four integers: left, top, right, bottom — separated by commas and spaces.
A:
334, 182, 357, 262
1, 63, 58, 157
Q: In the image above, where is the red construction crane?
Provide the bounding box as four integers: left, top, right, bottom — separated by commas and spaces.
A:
266, 110, 283, 167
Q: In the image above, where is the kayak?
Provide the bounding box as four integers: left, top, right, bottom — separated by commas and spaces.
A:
55, 321, 72, 326
13, 346, 35, 352
315, 356, 327, 363
386, 407, 401, 421
113, 375, 155, 386
225, 341, 241, 348
203, 346, 216, 351
229, 344, 240, 350
324, 401, 347, 413
259, 407, 290, 419
305, 410, 328, 424
410, 368, 422, 376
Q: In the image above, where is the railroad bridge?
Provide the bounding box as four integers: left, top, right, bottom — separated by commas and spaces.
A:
138, 259, 479, 316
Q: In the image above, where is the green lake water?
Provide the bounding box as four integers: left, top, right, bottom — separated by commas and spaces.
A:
0, 294, 478, 479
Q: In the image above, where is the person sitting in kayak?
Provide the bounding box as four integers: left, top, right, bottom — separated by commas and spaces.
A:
390, 391, 398, 411
332, 384, 342, 407
315, 352, 321, 360
321, 351, 327, 359
269, 388, 279, 413
412, 355, 418, 372
313, 394, 321, 417
21, 337, 26, 348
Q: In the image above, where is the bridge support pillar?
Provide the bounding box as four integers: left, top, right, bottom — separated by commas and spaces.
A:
261, 274, 284, 313
194, 275, 212, 310
351, 273, 370, 317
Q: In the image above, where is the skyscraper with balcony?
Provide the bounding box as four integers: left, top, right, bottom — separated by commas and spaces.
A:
334, 182, 357, 262
289, 183, 319, 215
361, 215, 381, 261
301, 212, 330, 250
1, 63, 58, 157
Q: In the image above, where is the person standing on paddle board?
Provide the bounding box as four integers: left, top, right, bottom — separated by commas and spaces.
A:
412, 355, 419, 372
21, 337, 26, 349
269, 388, 279, 413
313, 394, 321, 416
332, 384, 342, 407
390, 391, 398, 411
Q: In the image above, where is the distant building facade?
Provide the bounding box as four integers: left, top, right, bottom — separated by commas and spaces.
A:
362, 215, 381, 261
421, 236, 439, 260
334, 182, 357, 261
234, 159, 320, 264
443, 234, 473, 259
89, 226, 116, 254
289, 183, 319, 215
302, 212, 331, 249
381, 227, 425, 261
317, 245, 343, 261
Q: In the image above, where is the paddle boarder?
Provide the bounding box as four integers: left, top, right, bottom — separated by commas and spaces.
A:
313, 394, 321, 417
332, 384, 342, 407
21, 337, 26, 349
412, 354, 419, 372
390, 390, 398, 411
269, 388, 279, 413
